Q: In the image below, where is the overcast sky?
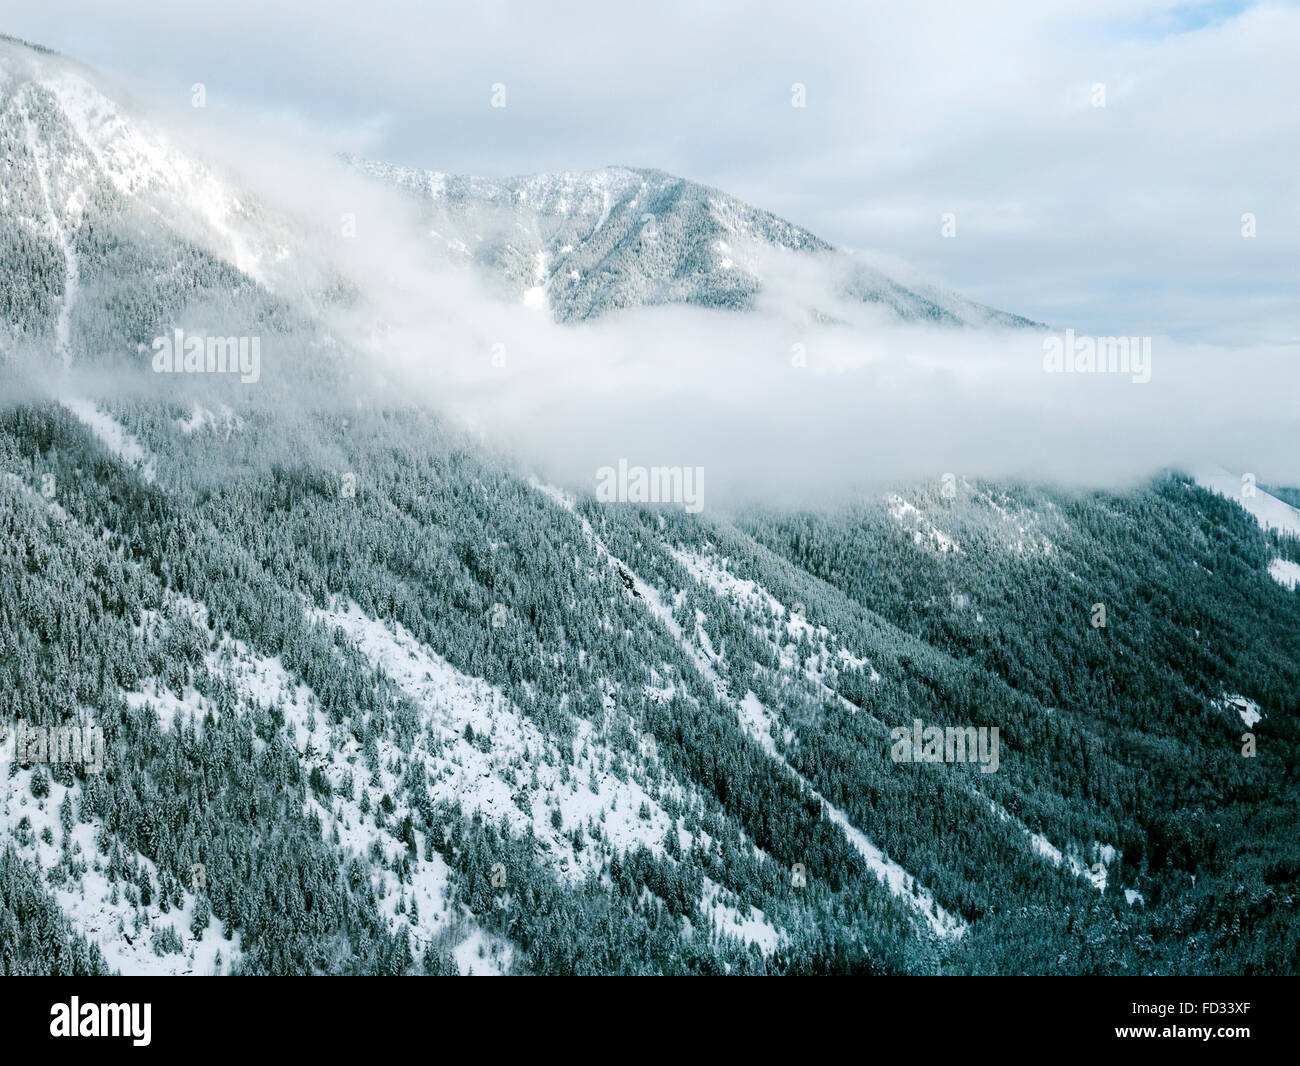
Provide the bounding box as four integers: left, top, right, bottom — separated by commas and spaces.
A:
8, 0, 1297, 343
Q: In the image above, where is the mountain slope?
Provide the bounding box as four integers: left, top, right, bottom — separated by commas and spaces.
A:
1, 34, 1297, 976
349, 155, 1042, 327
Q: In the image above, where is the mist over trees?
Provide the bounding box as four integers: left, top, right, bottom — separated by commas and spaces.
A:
2, 33, 1298, 976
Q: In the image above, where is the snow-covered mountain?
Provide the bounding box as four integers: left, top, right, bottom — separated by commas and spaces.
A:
0, 35, 296, 292
349, 155, 1042, 327
0, 26, 1035, 374
2, 34, 1298, 978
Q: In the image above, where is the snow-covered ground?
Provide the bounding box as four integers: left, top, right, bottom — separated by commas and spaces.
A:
973, 486, 1060, 556
1193, 468, 1300, 537
671, 546, 882, 687
62, 398, 157, 483
13, 570, 790, 975
133, 595, 510, 974
307, 590, 794, 956
1193, 469, 1300, 592
1216, 693, 1262, 729
44, 67, 276, 281
1, 744, 238, 975
886, 493, 961, 552
310, 599, 689, 882
310, 595, 801, 961
532, 480, 963, 940
697, 877, 782, 954
983, 793, 1116, 893
175, 401, 242, 438
1268, 558, 1300, 591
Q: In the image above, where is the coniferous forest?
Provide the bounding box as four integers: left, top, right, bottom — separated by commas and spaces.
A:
1, 30, 1297, 977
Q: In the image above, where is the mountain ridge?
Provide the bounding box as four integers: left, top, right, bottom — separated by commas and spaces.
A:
2, 31, 1297, 978
346, 152, 1044, 327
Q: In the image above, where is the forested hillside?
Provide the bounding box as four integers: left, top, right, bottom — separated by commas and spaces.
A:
1, 32, 1297, 976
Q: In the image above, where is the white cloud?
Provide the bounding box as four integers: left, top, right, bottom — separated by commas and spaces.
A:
12, 3, 1297, 344
7, 3, 1298, 507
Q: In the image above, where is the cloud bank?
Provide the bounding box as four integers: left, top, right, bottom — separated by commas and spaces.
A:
11, 0, 1300, 346
6, 26, 1298, 511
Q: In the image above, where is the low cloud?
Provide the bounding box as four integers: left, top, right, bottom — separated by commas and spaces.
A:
306, 176, 1300, 506
8, 49, 1299, 511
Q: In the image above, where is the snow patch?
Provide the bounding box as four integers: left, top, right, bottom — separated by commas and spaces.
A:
0, 758, 240, 975
1193, 468, 1300, 537
310, 600, 689, 885
1268, 558, 1300, 590
698, 877, 782, 954
1217, 693, 1262, 728
886, 494, 960, 553
62, 399, 157, 482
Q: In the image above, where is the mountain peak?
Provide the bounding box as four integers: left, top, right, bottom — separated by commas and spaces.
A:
349, 154, 1036, 326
